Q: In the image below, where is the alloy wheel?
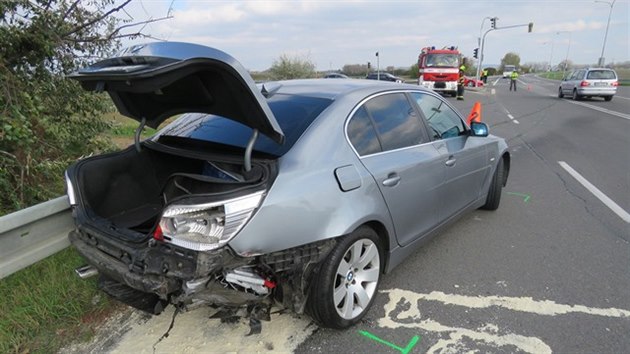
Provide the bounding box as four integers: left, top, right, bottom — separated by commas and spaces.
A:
333, 238, 380, 320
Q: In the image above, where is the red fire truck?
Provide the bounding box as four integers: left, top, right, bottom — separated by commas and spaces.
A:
417, 46, 462, 97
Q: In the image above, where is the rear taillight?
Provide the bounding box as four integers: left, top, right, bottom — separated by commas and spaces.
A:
153, 225, 164, 241
580, 81, 589, 87
612, 81, 619, 86
157, 191, 264, 251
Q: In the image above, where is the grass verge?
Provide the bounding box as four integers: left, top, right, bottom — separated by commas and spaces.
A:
0, 248, 121, 353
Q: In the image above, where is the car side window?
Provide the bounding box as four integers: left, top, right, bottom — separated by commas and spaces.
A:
576, 70, 586, 80
347, 106, 382, 156
363, 93, 427, 151
571, 71, 581, 80
410, 92, 466, 140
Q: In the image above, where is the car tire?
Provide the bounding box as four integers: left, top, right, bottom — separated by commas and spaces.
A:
558, 87, 564, 98
451, 91, 457, 97
572, 89, 581, 101
481, 158, 504, 211
604, 96, 613, 102
467, 82, 474, 87
307, 226, 382, 329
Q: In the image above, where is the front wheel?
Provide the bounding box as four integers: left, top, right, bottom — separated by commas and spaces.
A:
307, 226, 382, 329
558, 87, 564, 98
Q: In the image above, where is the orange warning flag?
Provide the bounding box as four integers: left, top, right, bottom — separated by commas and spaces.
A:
467, 101, 482, 124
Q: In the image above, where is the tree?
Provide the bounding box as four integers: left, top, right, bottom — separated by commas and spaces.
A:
557, 59, 573, 72
269, 54, 316, 80
500, 52, 521, 71
461, 57, 477, 75
0, 0, 166, 215
409, 63, 419, 79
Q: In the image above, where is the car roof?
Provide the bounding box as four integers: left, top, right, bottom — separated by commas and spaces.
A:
259, 78, 421, 100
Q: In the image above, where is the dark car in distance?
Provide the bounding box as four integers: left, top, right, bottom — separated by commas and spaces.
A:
365, 72, 404, 83
324, 72, 350, 79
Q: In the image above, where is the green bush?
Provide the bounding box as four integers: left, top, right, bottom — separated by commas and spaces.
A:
0, 0, 140, 215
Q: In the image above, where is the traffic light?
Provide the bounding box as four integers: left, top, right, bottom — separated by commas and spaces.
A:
473, 48, 479, 59
491, 17, 497, 29
367, 62, 371, 69
528, 22, 534, 33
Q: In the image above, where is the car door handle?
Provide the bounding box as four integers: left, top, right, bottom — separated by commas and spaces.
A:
382, 174, 401, 187
445, 156, 456, 167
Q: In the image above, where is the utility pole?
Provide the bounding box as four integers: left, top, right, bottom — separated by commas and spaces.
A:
376, 51, 380, 80
548, 40, 555, 71
562, 31, 572, 77
595, 0, 616, 66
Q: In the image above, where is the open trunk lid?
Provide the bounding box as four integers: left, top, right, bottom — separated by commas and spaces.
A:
69, 42, 284, 144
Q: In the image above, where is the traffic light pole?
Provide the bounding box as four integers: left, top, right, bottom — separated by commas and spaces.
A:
475, 22, 533, 85
475, 28, 494, 85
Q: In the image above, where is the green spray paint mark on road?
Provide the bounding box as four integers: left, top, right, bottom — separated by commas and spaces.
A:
358, 330, 420, 354
507, 192, 531, 203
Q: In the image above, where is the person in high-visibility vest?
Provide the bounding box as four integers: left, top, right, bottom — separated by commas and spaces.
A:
482, 68, 489, 83
509, 70, 519, 91
457, 70, 465, 100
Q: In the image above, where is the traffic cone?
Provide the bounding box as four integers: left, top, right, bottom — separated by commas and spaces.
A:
467, 101, 482, 125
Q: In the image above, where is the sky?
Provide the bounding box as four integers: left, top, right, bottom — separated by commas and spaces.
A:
119, 0, 629, 71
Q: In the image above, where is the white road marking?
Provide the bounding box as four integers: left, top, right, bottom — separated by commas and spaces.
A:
383, 289, 630, 318
380, 290, 552, 354
513, 119, 520, 124
380, 288, 630, 353
612, 95, 630, 100
491, 88, 496, 95
558, 161, 630, 223
492, 78, 501, 86
507, 114, 514, 119
550, 93, 629, 119
566, 100, 630, 120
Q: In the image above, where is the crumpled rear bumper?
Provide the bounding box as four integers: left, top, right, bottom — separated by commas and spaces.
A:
70, 230, 181, 297
70, 223, 336, 315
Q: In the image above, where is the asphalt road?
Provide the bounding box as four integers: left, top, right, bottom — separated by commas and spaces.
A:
295, 75, 630, 353
81, 76, 629, 354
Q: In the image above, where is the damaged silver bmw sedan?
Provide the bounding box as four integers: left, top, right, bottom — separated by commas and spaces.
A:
65, 42, 509, 330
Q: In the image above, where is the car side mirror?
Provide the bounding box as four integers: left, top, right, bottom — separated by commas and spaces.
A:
470, 122, 489, 137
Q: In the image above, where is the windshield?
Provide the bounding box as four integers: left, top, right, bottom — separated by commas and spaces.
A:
153, 94, 333, 156
424, 54, 459, 68
504, 65, 516, 72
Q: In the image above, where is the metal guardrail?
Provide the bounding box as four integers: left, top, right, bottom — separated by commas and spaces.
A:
0, 196, 73, 279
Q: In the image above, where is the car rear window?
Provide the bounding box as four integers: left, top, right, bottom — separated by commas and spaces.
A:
587, 70, 616, 80
153, 94, 332, 156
